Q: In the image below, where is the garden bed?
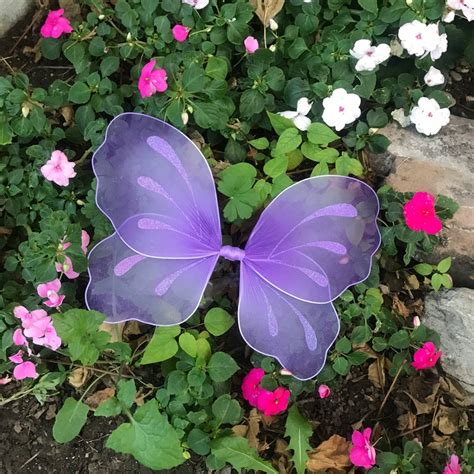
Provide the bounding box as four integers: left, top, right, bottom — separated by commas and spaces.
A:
1, 1, 473, 473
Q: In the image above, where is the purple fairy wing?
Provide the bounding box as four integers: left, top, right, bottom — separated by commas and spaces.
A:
244, 176, 380, 303
85, 233, 218, 325
239, 262, 339, 380
92, 113, 221, 258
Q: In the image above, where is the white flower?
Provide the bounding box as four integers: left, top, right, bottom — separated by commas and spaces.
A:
448, 0, 474, 21
350, 39, 391, 72
410, 97, 450, 136
279, 97, 313, 131
424, 66, 445, 86
391, 108, 411, 127
182, 0, 209, 9
398, 20, 448, 60
322, 89, 361, 131
443, 9, 456, 22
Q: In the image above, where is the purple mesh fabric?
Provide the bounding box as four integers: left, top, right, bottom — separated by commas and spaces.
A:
86, 113, 381, 380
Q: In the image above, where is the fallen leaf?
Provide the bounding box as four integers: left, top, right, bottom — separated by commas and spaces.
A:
427, 431, 455, 452
248, 408, 261, 450
439, 376, 472, 407
404, 274, 420, 290
85, 387, 116, 409
123, 321, 142, 338
60, 106, 74, 126
99, 322, 125, 342
232, 425, 248, 437
273, 438, 291, 474
433, 405, 462, 435
250, 0, 285, 26
59, 0, 82, 21
306, 435, 351, 473
392, 294, 410, 318
68, 367, 90, 388
397, 412, 417, 432
404, 376, 439, 415
368, 357, 386, 389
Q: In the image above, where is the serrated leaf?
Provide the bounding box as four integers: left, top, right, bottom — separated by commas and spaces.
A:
211, 436, 277, 473
106, 400, 185, 470
285, 405, 312, 474
207, 352, 239, 382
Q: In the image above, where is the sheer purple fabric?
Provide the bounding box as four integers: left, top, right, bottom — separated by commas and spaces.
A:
86, 113, 380, 380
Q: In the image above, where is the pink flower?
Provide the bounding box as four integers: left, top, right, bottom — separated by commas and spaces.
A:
349, 427, 376, 469
257, 387, 291, 416
318, 384, 331, 399
56, 256, 80, 279
244, 36, 259, 54
37, 279, 65, 308
138, 60, 168, 98
403, 192, 442, 235
81, 230, 90, 253
41, 150, 76, 187
13, 328, 28, 347
412, 341, 442, 370
242, 368, 265, 407
13, 361, 38, 380
40, 9, 73, 39
9, 350, 24, 364
34, 325, 62, 351
443, 454, 461, 474
14, 306, 48, 330
172, 25, 190, 42
0, 376, 12, 385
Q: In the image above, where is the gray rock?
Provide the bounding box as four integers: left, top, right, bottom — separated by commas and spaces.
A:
369, 116, 474, 288
0, 0, 34, 37
424, 288, 474, 393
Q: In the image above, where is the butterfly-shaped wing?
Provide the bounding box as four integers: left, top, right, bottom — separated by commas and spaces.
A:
92, 113, 221, 258
244, 176, 380, 303
86, 233, 218, 325
239, 262, 339, 380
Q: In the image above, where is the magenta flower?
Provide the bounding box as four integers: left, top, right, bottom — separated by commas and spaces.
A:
41, 150, 76, 187
13, 361, 38, 380
349, 427, 376, 469
244, 36, 259, 54
138, 60, 168, 98
443, 454, 461, 474
403, 192, 442, 235
40, 9, 73, 39
318, 384, 331, 399
256, 387, 291, 416
412, 341, 442, 370
37, 279, 65, 308
172, 25, 190, 42
242, 368, 265, 407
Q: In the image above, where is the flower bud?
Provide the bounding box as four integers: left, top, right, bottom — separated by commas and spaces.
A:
318, 384, 331, 399
280, 368, 293, 376
98, 14, 105, 20
413, 316, 421, 327
269, 44, 277, 52
181, 111, 189, 125
269, 18, 278, 31
126, 32, 132, 42
21, 105, 30, 118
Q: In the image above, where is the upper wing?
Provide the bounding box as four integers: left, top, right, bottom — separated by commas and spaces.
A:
244, 176, 380, 303
238, 262, 339, 380
93, 113, 221, 258
85, 233, 218, 325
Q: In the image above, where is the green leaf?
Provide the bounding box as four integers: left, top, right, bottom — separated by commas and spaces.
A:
307, 123, 339, 145
52, 310, 109, 365
437, 257, 452, 274
285, 405, 312, 474
347, 351, 369, 365
206, 56, 229, 80
389, 330, 410, 349
187, 428, 211, 455
68, 81, 91, 104
179, 332, 197, 357
413, 263, 433, 276
0, 122, 13, 145
100, 56, 120, 77
249, 137, 269, 150
207, 352, 239, 382
211, 436, 277, 474
95, 398, 122, 417
53, 398, 89, 443
264, 155, 288, 178
335, 337, 351, 354
141, 326, 181, 364
333, 356, 350, 375
212, 394, 243, 427
107, 400, 185, 470
358, 0, 378, 14
267, 112, 296, 135
351, 325, 372, 344
335, 154, 363, 176
204, 308, 235, 336
240, 89, 265, 118
275, 128, 302, 154
117, 379, 136, 409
